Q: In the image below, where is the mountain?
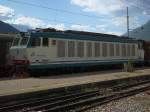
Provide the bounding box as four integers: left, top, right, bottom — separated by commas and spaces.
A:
125, 20, 150, 41
0, 21, 19, 33
11, 24, 31, 32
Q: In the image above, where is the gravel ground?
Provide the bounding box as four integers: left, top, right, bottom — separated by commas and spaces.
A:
86, 90, 150, 112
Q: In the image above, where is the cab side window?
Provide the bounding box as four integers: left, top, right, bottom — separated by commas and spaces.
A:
30, 38, 41, 47
43, 38, 48, 46
20, 37, 28, 46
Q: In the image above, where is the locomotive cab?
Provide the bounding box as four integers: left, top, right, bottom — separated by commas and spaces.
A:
10, 32, 50, 66
10, 33, 29, 65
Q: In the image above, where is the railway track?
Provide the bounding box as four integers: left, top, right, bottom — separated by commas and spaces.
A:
0, 80, 150, 112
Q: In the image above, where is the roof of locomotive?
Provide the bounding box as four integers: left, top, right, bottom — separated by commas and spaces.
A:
29, 28, 138, 43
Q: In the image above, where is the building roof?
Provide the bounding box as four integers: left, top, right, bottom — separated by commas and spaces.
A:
0, 21, 19, 41
0, 21, 19, 34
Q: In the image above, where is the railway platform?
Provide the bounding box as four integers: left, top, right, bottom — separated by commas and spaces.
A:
0, 68, 150, 98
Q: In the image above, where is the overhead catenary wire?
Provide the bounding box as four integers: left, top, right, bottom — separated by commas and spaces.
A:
125, 0, 150, 15
4, 0, 114, 32
5, 0, 150, 17
10, 14, 100, 32
118, 0, 150, 15
5, 0, 109, 30
6, 0, 105, 19
5, 0, 149, 34
118, 0, 150, 33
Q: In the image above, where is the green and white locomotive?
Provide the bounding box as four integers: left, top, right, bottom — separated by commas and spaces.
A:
10, 29, 144, 74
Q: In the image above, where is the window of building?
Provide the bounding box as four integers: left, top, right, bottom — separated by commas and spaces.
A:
43, 38, 48, 46
30, 38, 41, 47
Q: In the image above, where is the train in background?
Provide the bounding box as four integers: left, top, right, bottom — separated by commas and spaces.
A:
9, 28, 150, 75
143, 40, 150, 64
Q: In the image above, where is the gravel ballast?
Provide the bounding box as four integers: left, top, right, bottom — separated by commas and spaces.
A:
86, 90, 150, 112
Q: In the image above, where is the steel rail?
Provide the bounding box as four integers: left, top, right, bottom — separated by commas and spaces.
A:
0, 79, 150, 112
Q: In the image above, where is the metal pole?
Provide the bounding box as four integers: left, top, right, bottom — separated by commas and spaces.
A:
127, 7, 129, 38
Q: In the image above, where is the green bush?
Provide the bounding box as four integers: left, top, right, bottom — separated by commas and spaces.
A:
123, 60, 134, 72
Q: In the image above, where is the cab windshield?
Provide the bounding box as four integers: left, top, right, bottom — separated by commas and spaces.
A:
12, 38, 20, 46
20, 37, 28, 46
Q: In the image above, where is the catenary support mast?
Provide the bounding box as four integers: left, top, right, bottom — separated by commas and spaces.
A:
127, 7, 129, 38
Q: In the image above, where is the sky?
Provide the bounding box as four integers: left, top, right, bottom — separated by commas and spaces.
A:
0, 0, 150, 35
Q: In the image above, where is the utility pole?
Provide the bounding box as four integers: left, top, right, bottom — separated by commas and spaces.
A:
127, 7, 129, 38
